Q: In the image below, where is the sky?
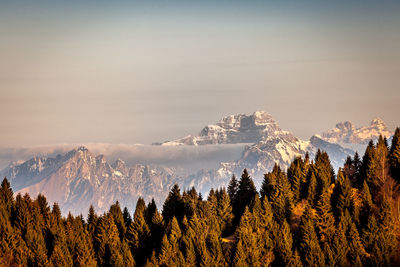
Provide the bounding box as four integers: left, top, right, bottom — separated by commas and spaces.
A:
0, 1, 399, 147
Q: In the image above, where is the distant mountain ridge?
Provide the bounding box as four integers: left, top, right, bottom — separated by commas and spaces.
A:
161, 111, 289, 145
2, 147, 182, 215
320, 118, 392, 144
1, 112, 394, 215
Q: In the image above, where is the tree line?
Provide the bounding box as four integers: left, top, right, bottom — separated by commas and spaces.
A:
0, 128, 400, 266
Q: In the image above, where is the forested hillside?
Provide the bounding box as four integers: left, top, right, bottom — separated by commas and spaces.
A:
1, 129, 400, 266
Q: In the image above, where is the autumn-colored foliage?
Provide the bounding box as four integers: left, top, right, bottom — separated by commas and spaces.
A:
1, 132, 400, 266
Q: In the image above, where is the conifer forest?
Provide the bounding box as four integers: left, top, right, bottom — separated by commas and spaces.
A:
1, 129, 400, 266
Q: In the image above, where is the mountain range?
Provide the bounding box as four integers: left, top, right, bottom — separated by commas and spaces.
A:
1, 111, 393, 215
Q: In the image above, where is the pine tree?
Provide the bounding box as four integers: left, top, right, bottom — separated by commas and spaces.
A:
359, 181, 373, 228
233, 240, 246, 267
333, 169, 352, 217
305, 167, 317, 206
331, 219, 349, 266
228, 175, 238, 203
94, 214, 133, 266
273, 220, 293, 266
347, 221, 366, 266
123, 207, 132, 227
316, 191, 335, 246
216, 188, 234, 235
376, 195, 397, 265
270, 169, 293, 224
314, 150, 334, 199
206, 230, 225, 266
162, 184, 184, 223
287, 157, 305, 203
0, 178, 14, 216
298, 204, 324, 266
181, 234, 196, 266
149, 209, 164, 255
87, 204, 98, 239
126, 199, 151, 266
258, 197, 274, 263
389, 128, 400, 182
361, 214, 380, 265
232, 169, 258, 226
353, 152, 362, 184
109, 201, 127, 241
376, 135, 390, 187
260, 164, 280, 199
158, 217, 185, 266
145, 199, 157, 225
361, 140, 379, 195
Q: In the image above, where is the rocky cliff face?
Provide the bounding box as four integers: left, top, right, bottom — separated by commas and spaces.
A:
2, 112, 393, 215
161, 111, 285, 145
321, 118, 392, 144
2, 147, 183, 215
189, 134, 354, 189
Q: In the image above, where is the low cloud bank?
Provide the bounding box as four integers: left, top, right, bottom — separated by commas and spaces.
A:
0, 143, 248, 172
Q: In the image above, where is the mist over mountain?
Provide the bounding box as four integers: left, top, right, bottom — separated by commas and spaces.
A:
0, 111, 394, 215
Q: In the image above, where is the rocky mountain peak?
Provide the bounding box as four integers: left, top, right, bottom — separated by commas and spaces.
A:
321, 118, 392, 144
370, 118, 387, 128
253, 111, 275, 126
335, 121, 355, 131
162, 111, 282, 145
77, 146, 89, 152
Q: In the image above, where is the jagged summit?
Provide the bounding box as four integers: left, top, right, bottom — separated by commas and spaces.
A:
77, 146, 89, 152
0, 146, 181, 215
370, 118, 386, 128
321, 118, 392, 144
162, 111, 283, 145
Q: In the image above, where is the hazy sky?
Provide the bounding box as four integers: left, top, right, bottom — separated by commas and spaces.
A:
0, 1, 399, 147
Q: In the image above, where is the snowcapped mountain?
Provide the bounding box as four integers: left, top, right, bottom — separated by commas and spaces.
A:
161, 111, 287, 145
160, 112, 363, 186
189, 134, 354, 189
1, 112, 394, 215
320, 118, 392, 144
1, 147, 184, 215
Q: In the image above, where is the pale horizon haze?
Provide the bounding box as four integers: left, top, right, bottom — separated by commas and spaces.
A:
0, 1, 399, 147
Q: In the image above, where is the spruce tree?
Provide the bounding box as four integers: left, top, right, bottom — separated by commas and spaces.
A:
287, 157, 305, 203
389, 128, 400, 182
361, 140, 379, 195
305, 167, 318, 206
376, 195, 397, 265
228, 175, 238, 203
126, 200, 151, 266
0, 178, 13, 216
162, 184, 184, 223
216, 188, 233, 235
232, 169, 257, 226
123, 207, 132, 227
298, 204, 324, 267
270, 169, 293, 224
260, 164, 280, 199
314, 150, 334, 199
376, 135, 390, 187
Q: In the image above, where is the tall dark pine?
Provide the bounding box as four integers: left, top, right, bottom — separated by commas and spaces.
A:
314, 150, 335, 199
0, 178, 13, 216
353, 152, 362, 186
389, 128, 400, 182
227, 175, 238, 203
361, 140, 379, 195
260, 164, 280, 199
162, 184, 184, 223
287, 157, 304, 203
232, 169, 258, 226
